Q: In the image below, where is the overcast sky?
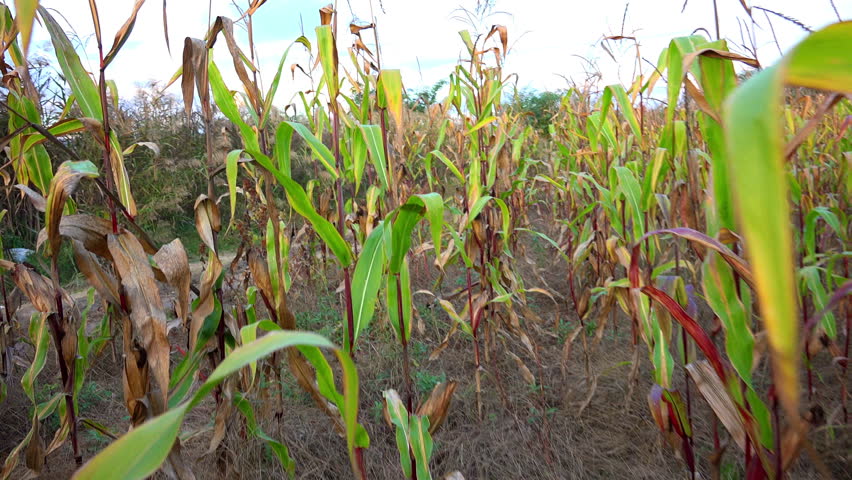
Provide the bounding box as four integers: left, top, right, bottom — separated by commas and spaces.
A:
28, 0, 849, 107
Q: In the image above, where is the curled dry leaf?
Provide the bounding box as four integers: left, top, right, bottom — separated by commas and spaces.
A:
24, 416, 44, 476
506, 351, 536, 385
247, 249, 295, 329
686, 361, 746, 451
103, 0, 146, 68
108, 232, 170, 410
45, 161, 99, 257
319, 4, 334, 25
181, 37, 210, 120
38, 214, 113, 260
71, 240, 121, 307
207, 17, 261, 111
15, 184, 46, 212
189, 252, 222, 353
120, 312, 150, 426
5, 262, 55, 314
194, 194, 221, 253
485, 25, 508, 58
207, 380, 235, 454
152, 239, 191, 325
287, 349, 346, 435
416, 381, 457, 435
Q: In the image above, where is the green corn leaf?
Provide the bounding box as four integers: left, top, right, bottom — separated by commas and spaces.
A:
387, 259, 413, 343
315, 25, 338, 100
21, 313, 48, 402
38, 7, 102, 120
428, 150, 465, 184
260, 42, 295, 129
208, 60, 260, 152
274, 122, 294, 176
800, 266, 836, 339
804, 207, 843, 260
703, 252, 754, 385
652, 317, 674, 388
285, 121, 338, 179
409, 415, 434, 480
350, 222, 387, 349
248, 150, 353, 267
233, 393, 295, 478
225, 149, 242, 231
614, 166, 644, 241
723, 20, 852, 419
74, 331, 336, 480
384, 389, 412, 478
599, 84, 642, 148
349, 125, 367, 193
14, 0, 38, 57
360, 125, 390, 192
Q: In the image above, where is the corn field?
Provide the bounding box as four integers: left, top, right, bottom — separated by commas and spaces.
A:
0, 1, 849, 479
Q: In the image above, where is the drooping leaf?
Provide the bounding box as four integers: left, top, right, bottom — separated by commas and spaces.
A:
723, 20, 852, 419
103, 0, 146, 67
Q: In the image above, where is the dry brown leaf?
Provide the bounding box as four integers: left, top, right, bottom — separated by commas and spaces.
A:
576, 374, 598, 416
72, 241, 121, 307
682, 48, 760, 73
207, 385, 234, 454
103, 0, 146, 67
684, 78, 722, 124
194, 194, 221, 253
45, 163, 99, 257
38, 214, 113, 260
416, 381, 457, 434
287, 349, 346, 435
6, 263, 56, 314
23, 416, 44, 475
349, 22, 374, 35
560, 324, 583, 378
207, 17, 261, 112
686, 360, 746, 451
189, 252, 222, 353
153, 239, 191, 325
14, 184, 46, 212
319, 4, 334, 25
44, 412, 70, 455
181, 38, 210, 120
108, 232, 170, 409
485, 25, 508, 58
506, 351, 536, 385
121, 313, 149, 426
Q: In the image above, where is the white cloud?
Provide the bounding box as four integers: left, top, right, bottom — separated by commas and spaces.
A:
23, 0, 849, 106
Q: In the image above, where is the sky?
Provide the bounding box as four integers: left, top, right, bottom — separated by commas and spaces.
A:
26, 0, 850, 108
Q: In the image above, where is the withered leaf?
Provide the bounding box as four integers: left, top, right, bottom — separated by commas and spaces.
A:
15, 184, 46, 212
39, 214, 113, 260
24, 416, 44, 475
108, 232, 170, 409
194, 194, 221, 254
153, 239, 191, 325
416, 381, 457, 434
72, 240, 120, 307
189, 252, 222, 353
45, 161, 99, 257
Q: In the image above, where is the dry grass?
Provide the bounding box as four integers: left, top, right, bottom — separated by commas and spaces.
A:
4, 233, 846, 479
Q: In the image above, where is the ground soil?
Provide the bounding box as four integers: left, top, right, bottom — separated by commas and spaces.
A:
1, 243, 849, 479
